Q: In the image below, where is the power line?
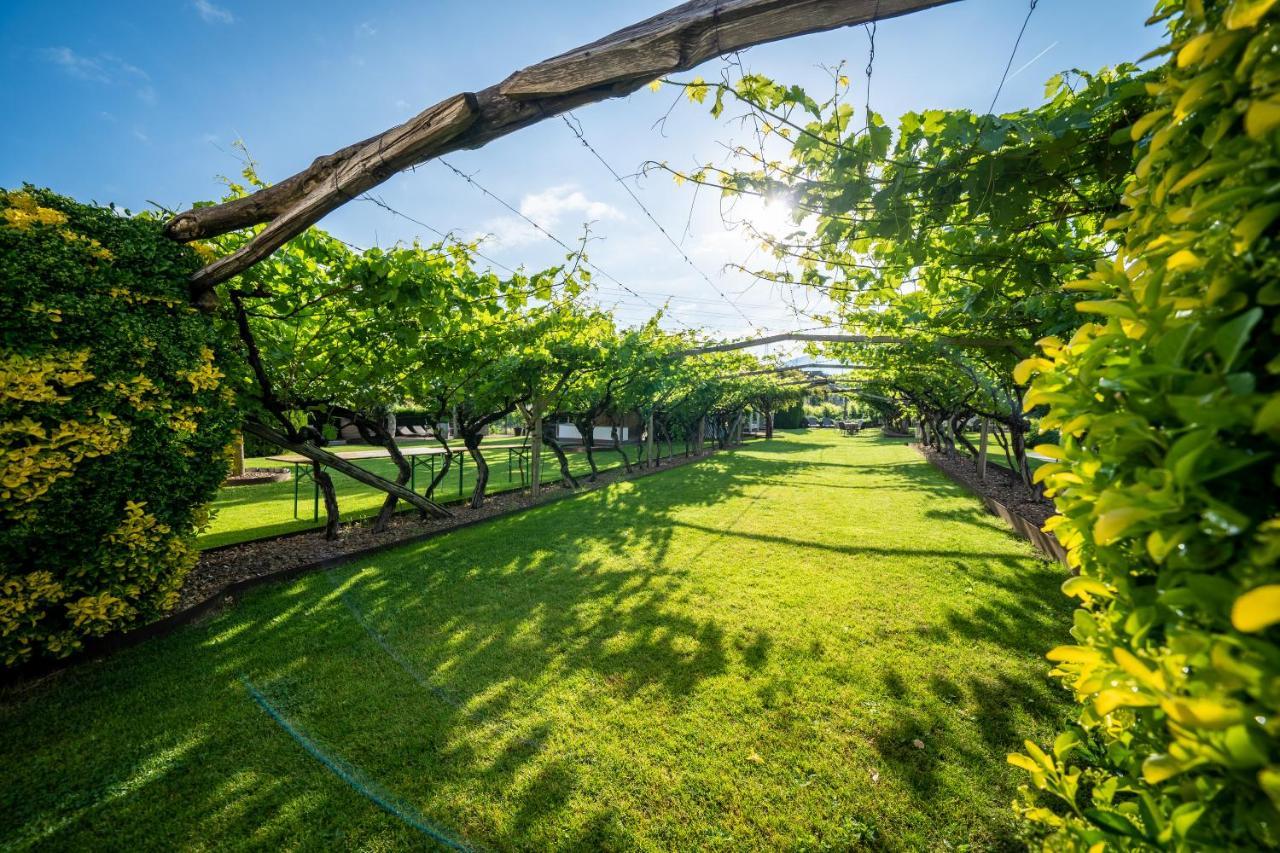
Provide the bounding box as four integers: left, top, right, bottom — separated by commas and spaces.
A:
989, 0, 1039, 114
436, 157, 694, 330
559, 112, 760, 334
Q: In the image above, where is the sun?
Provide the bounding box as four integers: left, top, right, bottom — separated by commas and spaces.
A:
731, 194, 799, 246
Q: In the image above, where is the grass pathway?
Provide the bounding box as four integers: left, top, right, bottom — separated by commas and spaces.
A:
1, 431, 1073, 850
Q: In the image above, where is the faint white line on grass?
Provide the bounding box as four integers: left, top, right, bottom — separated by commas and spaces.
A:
241, 676, 472, 850
322, 571, 544, 749
324, 569, 462, 707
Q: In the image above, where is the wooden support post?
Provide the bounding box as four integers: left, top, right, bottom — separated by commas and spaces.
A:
978, 417, 990, 481
646, 409, 655, 469
696, 416, 705, 454
530, 413, 543, 497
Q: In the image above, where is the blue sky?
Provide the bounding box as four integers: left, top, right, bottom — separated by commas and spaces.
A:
1, 0, 1163, 340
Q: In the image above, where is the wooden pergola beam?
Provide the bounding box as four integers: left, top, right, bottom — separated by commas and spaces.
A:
165, 0, 960, 295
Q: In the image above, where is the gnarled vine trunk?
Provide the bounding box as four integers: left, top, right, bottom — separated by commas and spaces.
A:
425, 428, 453, 500
243, 421, 450, 518
610, 423, 632, 473
360, 418, 416, 533
573, 416, 600, 481
312, 461, 340, 539
542, 429, 580, 489
463, 434, 489, 509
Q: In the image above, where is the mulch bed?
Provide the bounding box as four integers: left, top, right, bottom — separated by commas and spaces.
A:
918, 445, 1056, 528
180, 450, 714, 612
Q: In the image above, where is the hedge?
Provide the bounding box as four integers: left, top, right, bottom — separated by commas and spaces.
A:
1013, 0, 1280, 848
0, 188, 237, 665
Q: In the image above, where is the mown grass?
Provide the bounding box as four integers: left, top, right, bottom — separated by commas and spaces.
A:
203, 438, 655, 549
2, 430, 1074, 850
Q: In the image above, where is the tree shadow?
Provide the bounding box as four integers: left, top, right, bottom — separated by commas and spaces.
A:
1, 431, 1071, 850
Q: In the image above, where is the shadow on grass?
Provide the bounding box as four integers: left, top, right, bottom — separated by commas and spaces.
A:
1, 432, 1070, 850
864, 557, 1071, 844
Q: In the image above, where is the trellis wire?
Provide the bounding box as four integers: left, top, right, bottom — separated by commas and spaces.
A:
560, 112, 759, 333
361, 193, 517, 275
864, 0, 880, 131
437, 157, 693, 329
989, 0, 1040, 114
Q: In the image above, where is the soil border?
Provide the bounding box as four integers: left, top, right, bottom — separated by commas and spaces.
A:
917, 446, 1068, 566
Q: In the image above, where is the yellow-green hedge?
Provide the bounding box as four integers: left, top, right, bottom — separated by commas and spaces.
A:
1014, 0, 1280, 848
0, 187, 237, 666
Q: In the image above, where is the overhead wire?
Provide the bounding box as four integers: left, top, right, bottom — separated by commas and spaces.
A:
436, 157, 695, 330
988, 0, 1040, 114
360, 193, 517, 275
863, 0, 880, 131
559, 112, 760, 333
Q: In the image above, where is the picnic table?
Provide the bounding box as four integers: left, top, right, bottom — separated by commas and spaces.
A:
267, 439, 533, 520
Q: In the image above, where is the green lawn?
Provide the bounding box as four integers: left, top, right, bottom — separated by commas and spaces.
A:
2, 430, 1073, 850
203, 438, 657, 549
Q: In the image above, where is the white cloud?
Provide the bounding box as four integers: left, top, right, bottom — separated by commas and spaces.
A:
481, 184, 624, 247
523, 185, 623, 225
482, 184, 624, 248
191, 0, 235, 24
44, 47, 112, 83
42, 48, 155, 103
356, 21, 377, 37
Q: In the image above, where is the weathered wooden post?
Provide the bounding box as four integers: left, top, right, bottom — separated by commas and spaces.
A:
978, 417, 990, 481
530, 412, 543, 497
645, 409, 655, 468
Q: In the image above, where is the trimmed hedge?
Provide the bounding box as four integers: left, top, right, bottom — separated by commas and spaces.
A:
773, 403, 806, 429
0, 188, 237, 665
1014, 1, 1280, 848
